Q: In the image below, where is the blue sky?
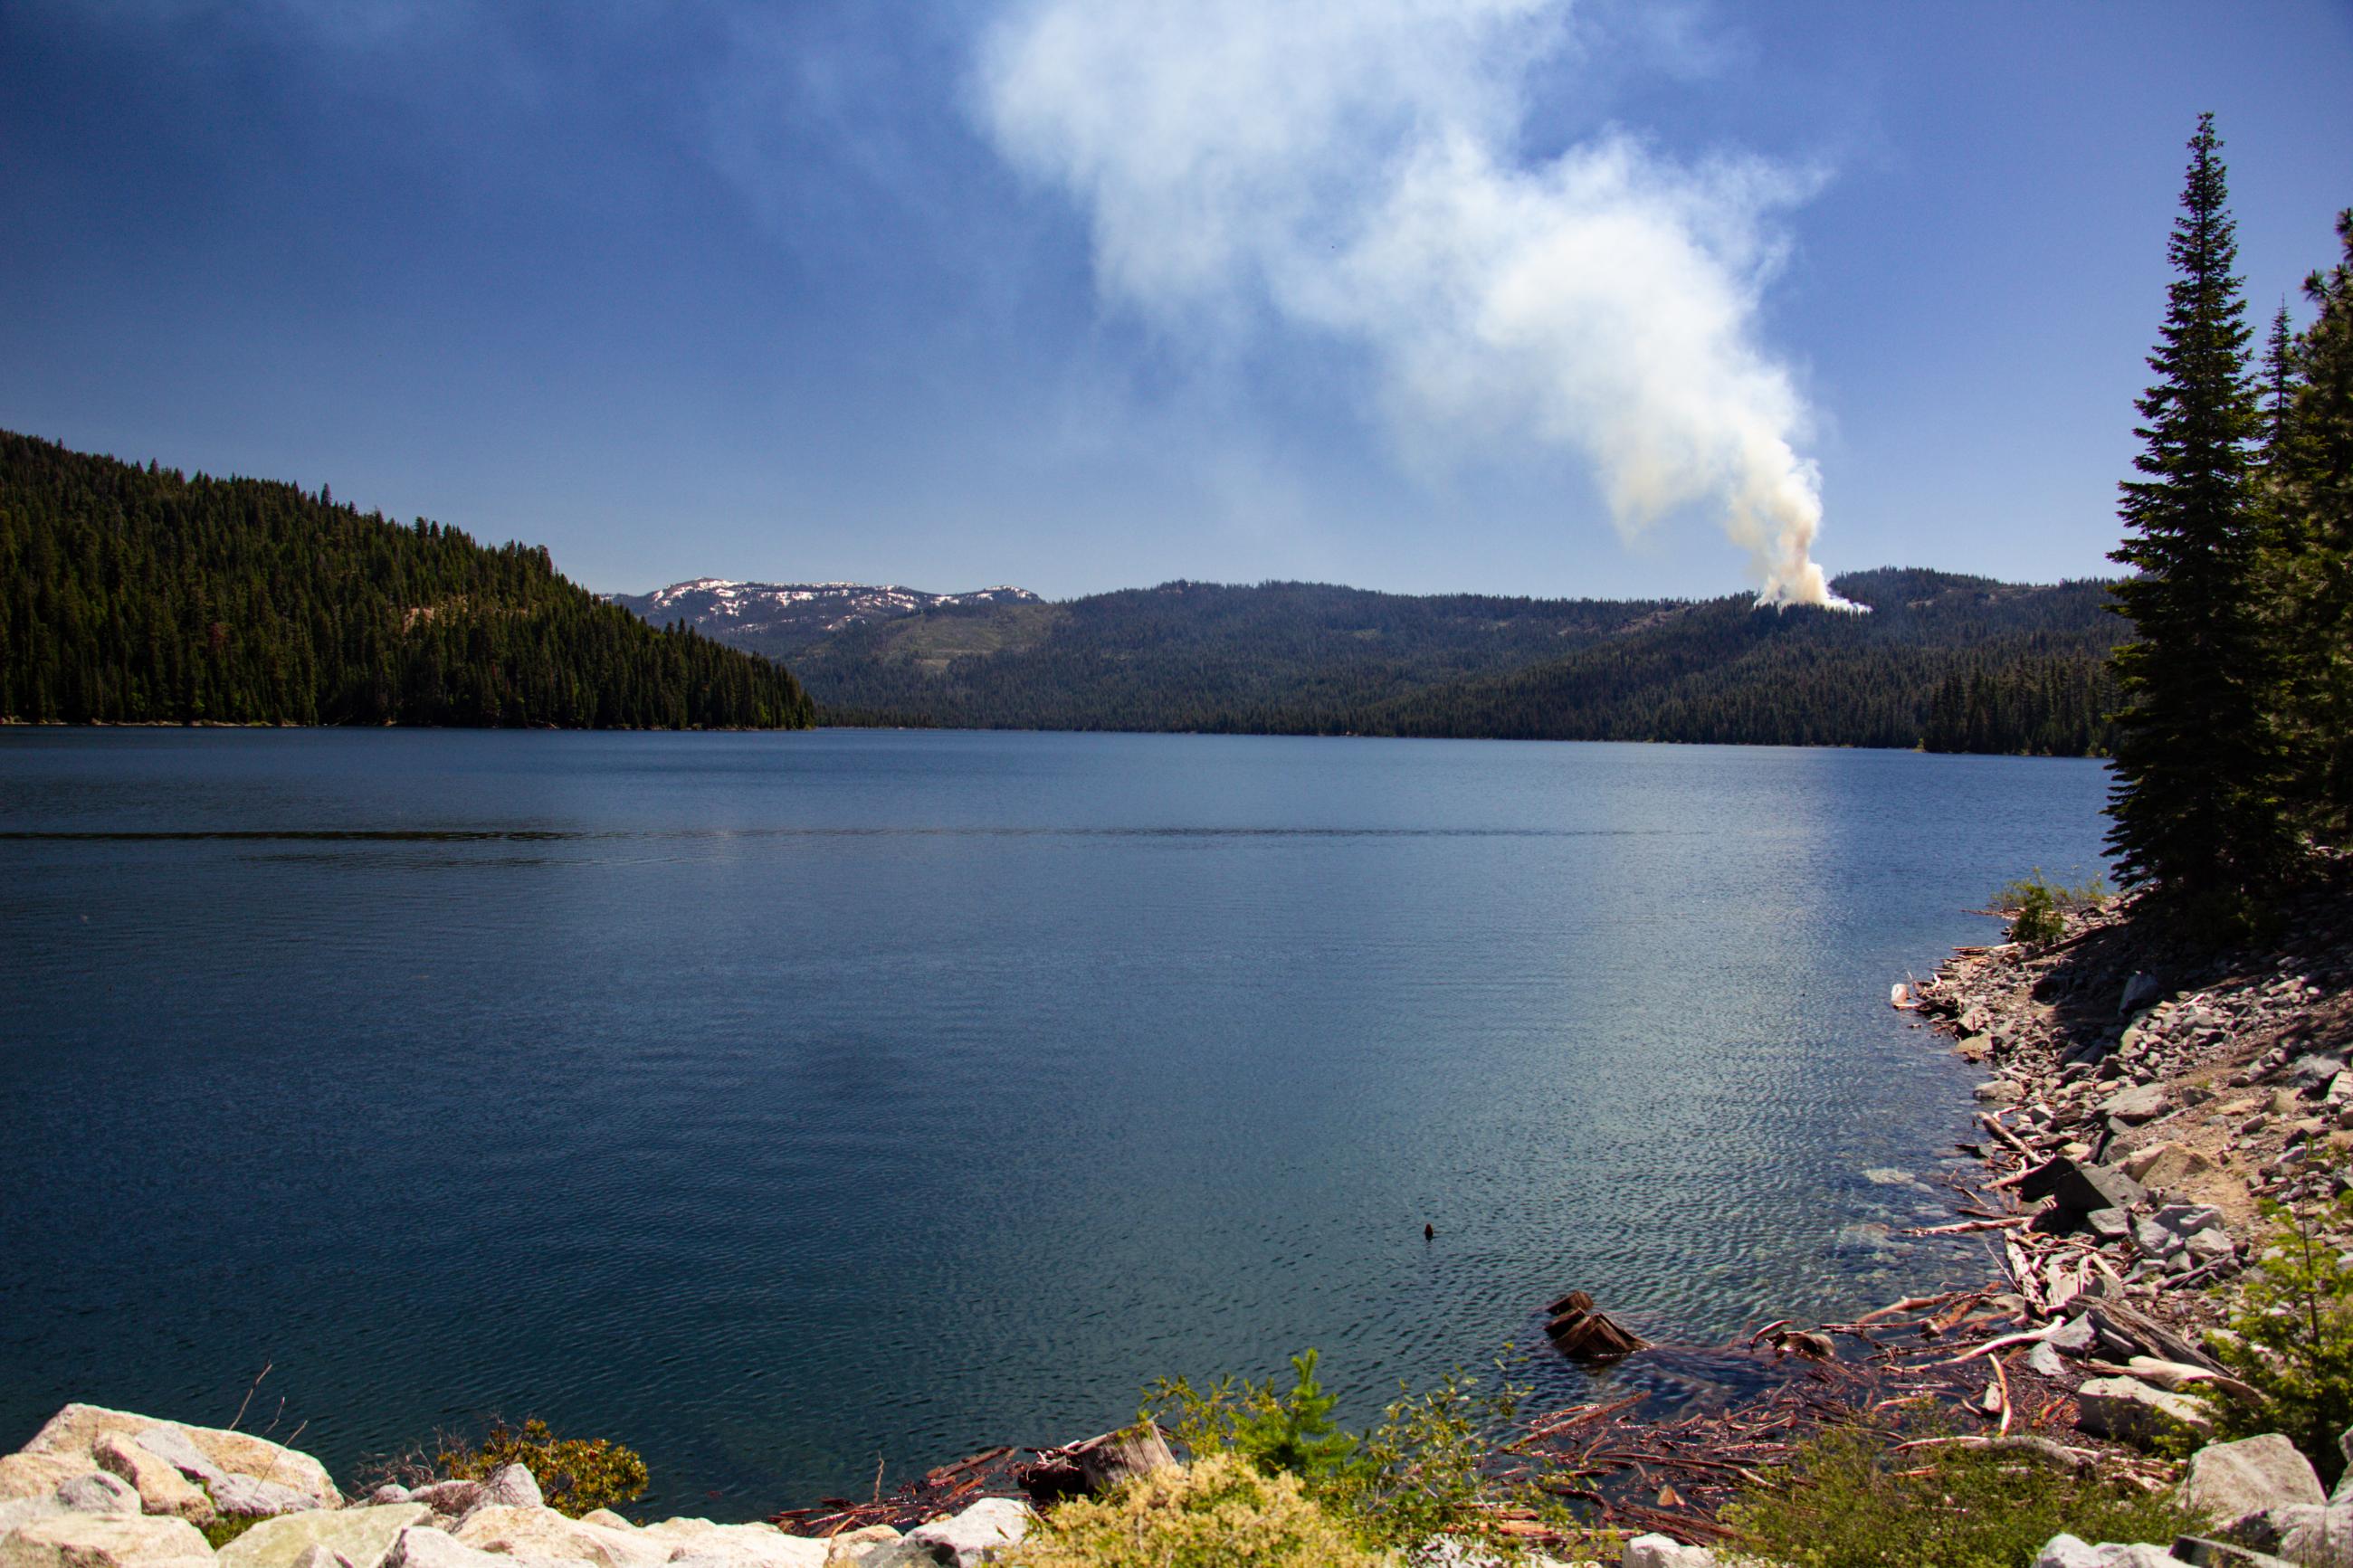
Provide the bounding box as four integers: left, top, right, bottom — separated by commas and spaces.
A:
3, 1, 2348, 602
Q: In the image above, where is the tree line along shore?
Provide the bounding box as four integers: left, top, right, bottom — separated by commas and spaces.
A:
0, 432, 814, 730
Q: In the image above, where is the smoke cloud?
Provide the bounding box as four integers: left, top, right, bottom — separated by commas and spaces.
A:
976, 0, 1859, 607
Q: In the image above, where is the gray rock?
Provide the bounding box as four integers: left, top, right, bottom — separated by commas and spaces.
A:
892, 1499, 1030, 1568
129, 1430, 224, 1488
2103, 1083, 2174, 1126
291, 1549, 360, 1568
217, 1504, 435, 1568
632, 1517, 824, 1567
452, 1504, 666, 1568
2087, 1207, 2133, 1241
1622, 1536, 1717, 1568
17, 1404, 340, 1514
0, 1513, 217, 1568
2047, 1314, 2099, 1354
90, 1432, 212, 1524
479, 1466, 540, 1513
0, 1498, 69, 1536
53, 1474, 140, 1516
2135, 1217, 2186, 1257
212, 1473, 319, 1520
2290, 1055, 2351, 1091
2034, 1535, 2180, 1568
379, 1527, 508, 1568
2181, 1434, 2323, 1523
2158, 1203, 2227, 1235
2026, 1340, 2071, 1379
369, 1488, 412, 1506
2076, 1375, 2216, 1447
0, 1456, 92, 1506
2185, 1228, 2238, 1266
2020, 1156, 2147, 1215
2121, 972, 2163, 1014
2272, 1504, 2353, 1567
1976, 1079, 2026, 1105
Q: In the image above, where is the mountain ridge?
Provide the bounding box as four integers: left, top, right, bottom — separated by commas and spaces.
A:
609, 567, 2124, 754
605, 579, 1042, 658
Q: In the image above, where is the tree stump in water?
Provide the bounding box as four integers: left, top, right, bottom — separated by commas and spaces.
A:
1545, 1290, 1644, 1361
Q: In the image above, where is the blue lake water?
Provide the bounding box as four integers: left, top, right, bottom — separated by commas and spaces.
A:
0, 729, 2112, 1516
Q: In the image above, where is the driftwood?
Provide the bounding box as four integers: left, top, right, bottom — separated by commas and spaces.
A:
2082, 1296, 2221, 1372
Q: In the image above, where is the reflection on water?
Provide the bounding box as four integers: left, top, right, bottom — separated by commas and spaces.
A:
0, 729, 2110, 1517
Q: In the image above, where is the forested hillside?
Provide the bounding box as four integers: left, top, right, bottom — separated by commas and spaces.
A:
791, 580, 1678, 732
756, 569, 2121, 753
1374, 570, 2120, 750
0, 432, 813, 728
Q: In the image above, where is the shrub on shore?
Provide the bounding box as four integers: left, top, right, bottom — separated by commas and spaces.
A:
1002, 1451, 1386, 1568
1990, 869, 2110, 946
434, 1419, 648, 1518
1141, 1349, 1550, 1550
2197, 1184, 2353, 1484
1718, 1420, 2197, 1568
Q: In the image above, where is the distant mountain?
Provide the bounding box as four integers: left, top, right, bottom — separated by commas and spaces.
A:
607, 579, 1041, 659
627, 566, 2125, 755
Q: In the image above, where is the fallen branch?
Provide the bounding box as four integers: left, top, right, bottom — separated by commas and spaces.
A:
1931, 1326, 2051, 1365
1902, 1217, 2033, 1237
1978, 1114, 2038, 1160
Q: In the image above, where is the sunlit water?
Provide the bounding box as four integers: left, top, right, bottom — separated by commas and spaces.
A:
0, 729, 2110, 1516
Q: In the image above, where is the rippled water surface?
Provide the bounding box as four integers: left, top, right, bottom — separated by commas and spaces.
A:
0, 729, 2110, 1514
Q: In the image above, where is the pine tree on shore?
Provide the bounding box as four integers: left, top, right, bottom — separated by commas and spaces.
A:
2105, 114, 2291, 927
2276, 212, 2353, 841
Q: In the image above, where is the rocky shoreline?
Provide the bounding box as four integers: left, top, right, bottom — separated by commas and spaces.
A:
1906, 863, 2353, 1356
0, 1404, 1024, 1568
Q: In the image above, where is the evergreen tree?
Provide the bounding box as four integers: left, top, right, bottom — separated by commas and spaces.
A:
1234, 1351, 1360, 1481
2276, 211, 2353, 841
2105, 114, 2290, 925
2265, 302, 2301, 457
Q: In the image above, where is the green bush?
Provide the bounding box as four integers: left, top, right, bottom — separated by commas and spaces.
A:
1718, 1421, 2197, 1568
1991, 869, 2110, 945
1142, 1349, 1545, 1549
1003, 1451, 1386, 1568
1143, 1350, 1362, 1487
434, 1418, 648, 1518
2199, 1187, 2353, 1485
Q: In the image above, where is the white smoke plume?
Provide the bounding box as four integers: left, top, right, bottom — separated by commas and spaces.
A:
976, 0, 1861, 608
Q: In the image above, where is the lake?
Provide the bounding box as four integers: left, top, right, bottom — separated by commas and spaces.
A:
0, 729, 2111, 1516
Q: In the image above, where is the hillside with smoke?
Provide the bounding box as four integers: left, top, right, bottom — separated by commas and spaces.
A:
976, 0, 1860, 608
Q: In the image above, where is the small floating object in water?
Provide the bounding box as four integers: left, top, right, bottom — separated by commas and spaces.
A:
1424, 1222, 1434, 1241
